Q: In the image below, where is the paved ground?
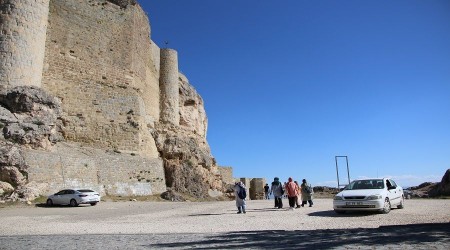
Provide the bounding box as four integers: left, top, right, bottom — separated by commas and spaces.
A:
0, 199, 449, 249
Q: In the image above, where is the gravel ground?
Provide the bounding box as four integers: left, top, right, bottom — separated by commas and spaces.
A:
0, 198, 449, 249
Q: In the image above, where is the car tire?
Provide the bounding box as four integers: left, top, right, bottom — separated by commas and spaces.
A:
90, 202, 97, 206
397, 196, 405, 209
46, 199, 53, 207
334, 209, 346, 214
69, 199, 78, 207
381, 198, 391, 214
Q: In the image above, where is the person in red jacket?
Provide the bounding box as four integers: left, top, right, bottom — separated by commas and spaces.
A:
285, 177, 299, 210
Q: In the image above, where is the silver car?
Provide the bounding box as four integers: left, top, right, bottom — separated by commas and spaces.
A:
46, 189, 101, 207
333, 178, 404, 214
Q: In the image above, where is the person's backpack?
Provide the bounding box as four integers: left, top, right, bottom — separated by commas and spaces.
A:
238, 187, 247, 199
305, 185, 312, 194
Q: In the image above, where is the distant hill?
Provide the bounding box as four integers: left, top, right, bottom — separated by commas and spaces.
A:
406, 169, 450, 198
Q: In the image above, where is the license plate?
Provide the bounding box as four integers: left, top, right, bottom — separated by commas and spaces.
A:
346, 202, 363, 206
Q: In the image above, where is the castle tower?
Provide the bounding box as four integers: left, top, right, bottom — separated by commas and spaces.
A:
159, 48, 180, 126
0, 0, 50, 88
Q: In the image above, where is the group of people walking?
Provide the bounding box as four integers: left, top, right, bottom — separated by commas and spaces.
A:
234, 177, 314, 214
268, 177, 313, 210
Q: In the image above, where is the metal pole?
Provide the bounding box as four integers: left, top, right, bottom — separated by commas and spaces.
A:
346, 156, 351, 185
335, 156, 340, 188
335, 156, 350, 188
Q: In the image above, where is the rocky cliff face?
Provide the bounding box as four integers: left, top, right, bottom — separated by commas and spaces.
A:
0, 86, 63, 150
0, 86, 64, 201
429, 169, 450, 197
152, 74, 223, 198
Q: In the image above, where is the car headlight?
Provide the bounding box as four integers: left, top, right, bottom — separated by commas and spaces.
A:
333, 196, 343, 200
366, 194, 382, 200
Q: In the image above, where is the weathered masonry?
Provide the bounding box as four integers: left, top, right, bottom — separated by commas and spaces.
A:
0, 0, 224, 198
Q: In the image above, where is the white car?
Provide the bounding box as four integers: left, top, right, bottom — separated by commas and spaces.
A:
333, 178, 404, 214
46, 189, 101, 207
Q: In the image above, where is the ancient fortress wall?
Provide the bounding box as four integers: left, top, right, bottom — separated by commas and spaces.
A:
0, 0, 50, 88
41, 0, 159, 157
24, 143, 166, 195
0, 0, 225, 197
34, 0, 166, 194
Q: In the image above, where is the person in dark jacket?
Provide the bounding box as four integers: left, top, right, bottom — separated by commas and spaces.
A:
301, 179, 313, 207
264, 183, 270, 200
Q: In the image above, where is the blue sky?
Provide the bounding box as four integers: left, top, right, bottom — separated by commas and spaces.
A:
140, 0, 450, 188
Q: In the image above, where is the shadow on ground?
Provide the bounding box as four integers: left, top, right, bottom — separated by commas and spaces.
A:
308, 209, 382, 217
146, 223, 450, 249
34, 203, 93, 208
1, 223, 448, 249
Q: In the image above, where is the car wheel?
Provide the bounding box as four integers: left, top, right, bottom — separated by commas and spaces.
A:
46, 199, 53, 207
334, 209, 346, 214
90, 202, 97, 206
381, 198, 391, 214
69, 199, 78, 207
397, 196, 405, 209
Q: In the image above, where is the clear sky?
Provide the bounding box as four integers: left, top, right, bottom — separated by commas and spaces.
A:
140, 0, 450, 188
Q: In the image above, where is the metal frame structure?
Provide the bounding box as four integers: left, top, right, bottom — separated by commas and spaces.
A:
335, 156, 351, 189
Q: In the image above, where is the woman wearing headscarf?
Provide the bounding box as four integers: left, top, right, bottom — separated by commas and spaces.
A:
270, 177, 283, 209
301, 179, 314, 207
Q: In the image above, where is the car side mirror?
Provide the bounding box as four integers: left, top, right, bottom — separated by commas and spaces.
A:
388, 186, 396, 190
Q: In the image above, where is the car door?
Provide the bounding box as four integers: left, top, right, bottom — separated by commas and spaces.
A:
53, 190, 66, 205
386, 179, 401, 205
60, 190, 73, 204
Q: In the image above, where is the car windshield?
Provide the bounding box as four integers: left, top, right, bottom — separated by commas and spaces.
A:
345, 179, 384, 190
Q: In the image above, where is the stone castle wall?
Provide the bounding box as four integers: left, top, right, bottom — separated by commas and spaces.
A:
0, 0, 229, 198
0, 0, 50, 88
41, 0, 159, 157
23, 143, 166, 196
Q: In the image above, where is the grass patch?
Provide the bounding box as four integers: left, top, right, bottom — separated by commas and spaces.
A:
33, 196, 48, 204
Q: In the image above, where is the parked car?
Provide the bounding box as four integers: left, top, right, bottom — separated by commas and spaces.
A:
403, 189, 413, 199
46, 189, 100, 207
333, 178, 404, 214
